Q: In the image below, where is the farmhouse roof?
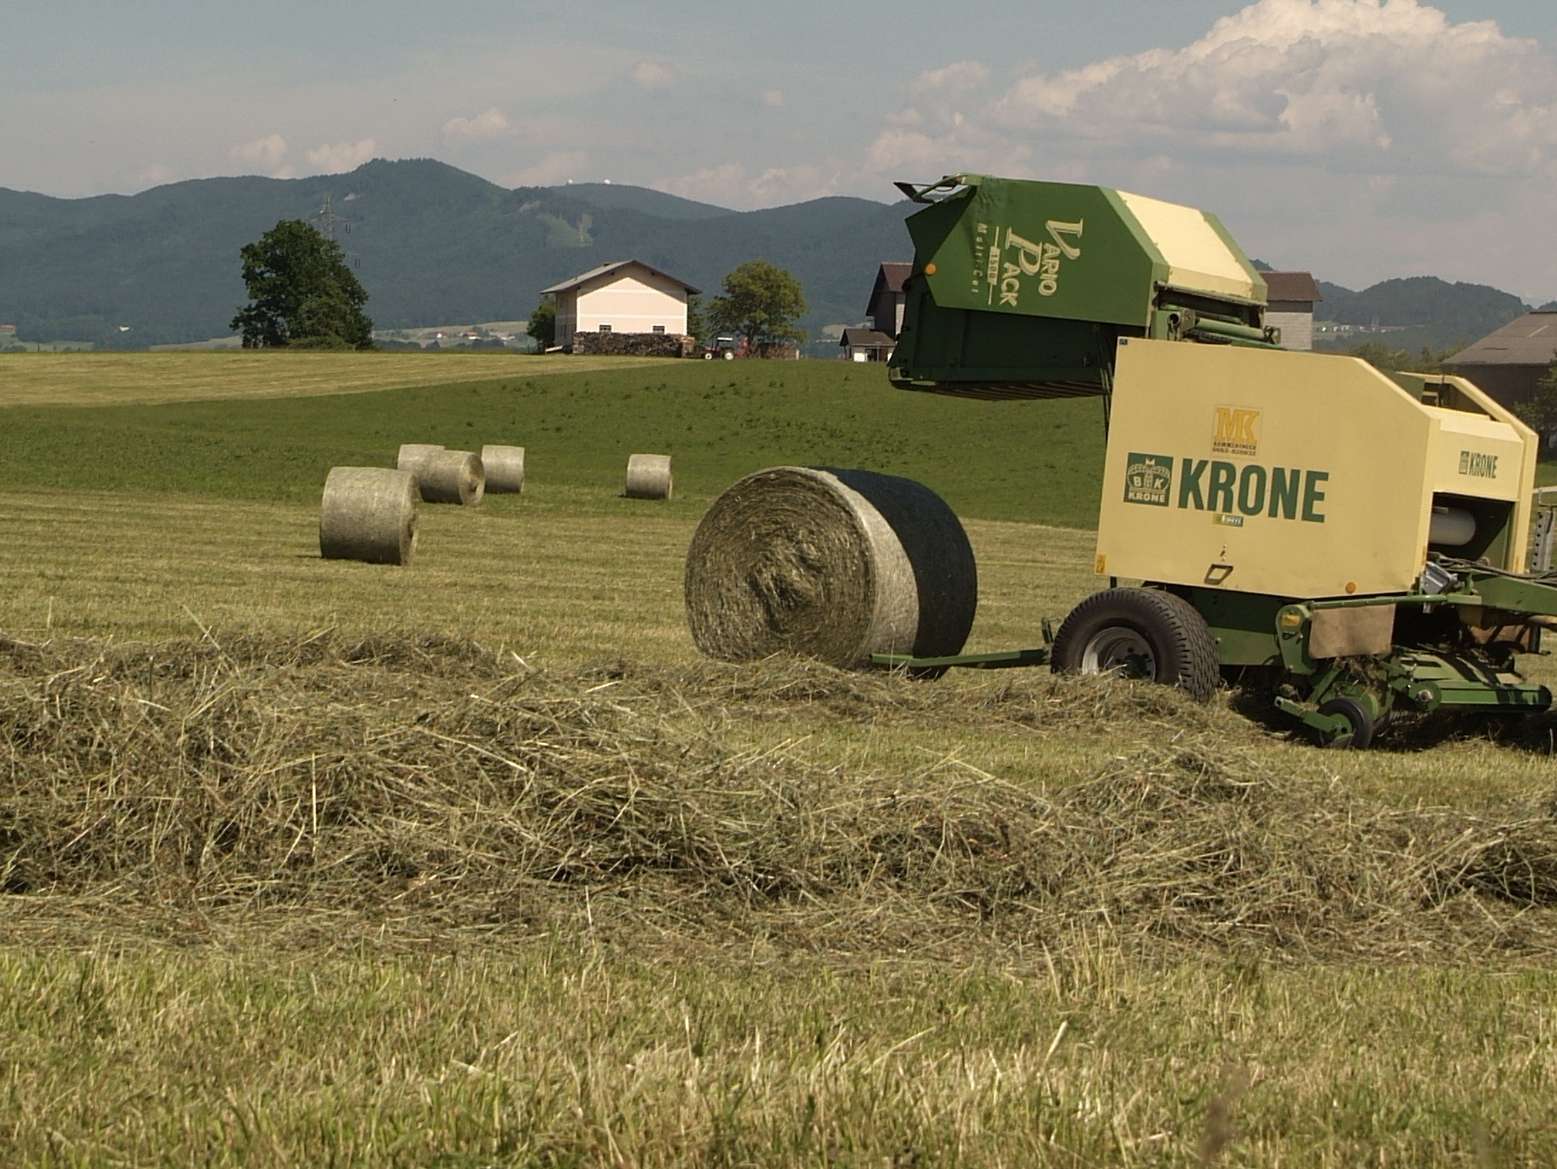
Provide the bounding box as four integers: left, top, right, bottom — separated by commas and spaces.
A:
541, 259, 701, 296
877, 262, 911, 293
1447, 311, 1557, 368
1262, 271, 1322, 303
840, 328, 895, 348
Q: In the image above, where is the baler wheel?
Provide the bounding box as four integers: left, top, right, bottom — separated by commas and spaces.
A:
1315, 696, 1375, 749
1051, 588, 1219, 701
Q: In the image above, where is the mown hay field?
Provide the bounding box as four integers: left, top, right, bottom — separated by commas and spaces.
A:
2, 352, 1556, 1167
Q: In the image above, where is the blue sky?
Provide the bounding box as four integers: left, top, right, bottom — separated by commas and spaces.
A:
5, 1, 1556, 299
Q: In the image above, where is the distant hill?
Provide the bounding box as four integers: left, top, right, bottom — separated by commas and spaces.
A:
0, 164, 1532, 352
1249, 261, 1531, 352
0, 159, 909, 348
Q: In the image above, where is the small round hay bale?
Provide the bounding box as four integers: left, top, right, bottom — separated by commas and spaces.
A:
684, 466, 977, 668
625, 453, 673, 500
319, 467, 418, 566
418, 450, 485, 505
396, 443, 444, 478
481, 444, 526, 494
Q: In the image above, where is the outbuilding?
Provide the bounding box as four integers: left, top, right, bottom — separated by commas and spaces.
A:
1262, 271, 1322, 351
1445, 310, 1557, 416
865, 262, 912, 338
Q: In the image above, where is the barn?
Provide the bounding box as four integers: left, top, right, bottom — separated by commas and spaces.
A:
1445, 310, 1557, 418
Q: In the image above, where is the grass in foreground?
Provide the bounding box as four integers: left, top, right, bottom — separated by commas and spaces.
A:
2, 632, 1556, 1167
5, 944, 1556, 1168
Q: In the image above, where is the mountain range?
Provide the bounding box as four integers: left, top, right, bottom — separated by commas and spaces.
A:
1, 158, 1548, 352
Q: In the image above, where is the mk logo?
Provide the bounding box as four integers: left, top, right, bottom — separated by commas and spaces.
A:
1212, 406, 1260, 456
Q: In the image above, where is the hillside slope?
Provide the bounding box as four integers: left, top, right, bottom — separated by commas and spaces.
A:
0, 160, 911, 346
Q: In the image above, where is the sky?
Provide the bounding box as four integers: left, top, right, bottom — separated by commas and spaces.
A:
5, 0, 1557, 301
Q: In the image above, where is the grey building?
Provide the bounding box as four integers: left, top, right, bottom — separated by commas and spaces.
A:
1263, 271, 1323, 351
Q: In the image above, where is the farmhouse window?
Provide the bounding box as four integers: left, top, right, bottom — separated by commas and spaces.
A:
599, 324, 612, 332
652, 325, 665, 334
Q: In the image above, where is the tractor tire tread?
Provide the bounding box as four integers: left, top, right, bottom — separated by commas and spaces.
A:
1051, 587, 1220, 702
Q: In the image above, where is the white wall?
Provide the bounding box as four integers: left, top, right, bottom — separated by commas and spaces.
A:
575, 266, 689, 335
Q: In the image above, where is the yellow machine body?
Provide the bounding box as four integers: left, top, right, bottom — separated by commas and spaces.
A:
1096, 339, 1539, 599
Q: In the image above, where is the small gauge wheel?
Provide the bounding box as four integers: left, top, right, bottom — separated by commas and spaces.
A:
1315, 696, 1375, 749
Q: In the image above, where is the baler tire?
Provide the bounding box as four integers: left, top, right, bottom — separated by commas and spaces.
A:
1315, 696, 1374, 750
1051, 588, 1219, 702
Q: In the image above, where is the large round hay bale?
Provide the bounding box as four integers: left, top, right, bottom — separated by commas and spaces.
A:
419, 450, 485, 506
684, 466, 977, 668
319, 467, 418, 566
396, 443, 444, 478
624, 453, 673, 500
481, 444, 526, 494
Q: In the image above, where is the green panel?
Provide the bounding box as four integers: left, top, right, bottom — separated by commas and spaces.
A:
1170, 586, 1285, 666
907, 178, 1161, 328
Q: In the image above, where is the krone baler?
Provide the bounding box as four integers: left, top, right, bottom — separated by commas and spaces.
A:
879, 173, 1556, 747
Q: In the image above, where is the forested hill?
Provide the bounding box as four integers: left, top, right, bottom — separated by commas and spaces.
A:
0, 159, 913, 347
1253, 258, 1536, 351
3, 159, 1543, 350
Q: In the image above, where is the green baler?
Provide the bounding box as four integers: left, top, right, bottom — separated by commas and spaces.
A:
875, 173, 1557, 748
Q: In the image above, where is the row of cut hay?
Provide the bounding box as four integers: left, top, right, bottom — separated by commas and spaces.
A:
2, 630, 1555, 958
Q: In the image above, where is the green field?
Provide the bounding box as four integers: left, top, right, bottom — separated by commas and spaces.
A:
2, 352, 1556, 1167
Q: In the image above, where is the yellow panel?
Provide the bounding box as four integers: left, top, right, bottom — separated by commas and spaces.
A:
1116, 190, 1259, 302
1098, 341, 1438, 598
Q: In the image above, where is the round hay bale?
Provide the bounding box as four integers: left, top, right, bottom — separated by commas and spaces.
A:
419, 450, 485, 506
319, 467, 418, 566
684, 466, 977, 668
625, 453, 673, 500
481, 444, 526, 494
396, 443, 444, 478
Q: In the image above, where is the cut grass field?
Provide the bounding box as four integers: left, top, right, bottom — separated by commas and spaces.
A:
0, 350, 670, 408
2, 352, 1556, 1166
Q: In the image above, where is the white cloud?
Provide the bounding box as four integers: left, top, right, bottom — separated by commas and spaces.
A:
914, 60, 989, 93
631, 60, 676, 90
984, 0, 1557, 173
229, 133, 288, 171
761, 88, 785, 108
501, 151, 588, 188
442, 107, 511, 141
654, 162, 838, 210
304, 138, 377, 173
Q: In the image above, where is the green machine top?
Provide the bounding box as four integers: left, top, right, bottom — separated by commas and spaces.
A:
888, 174, 1273, 401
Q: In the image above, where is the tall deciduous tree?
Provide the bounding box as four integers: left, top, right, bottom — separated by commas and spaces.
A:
708, 261, 806, 351
527, 300, 556, 349
1516, 352, 1557, 447
231, 220, 373, 349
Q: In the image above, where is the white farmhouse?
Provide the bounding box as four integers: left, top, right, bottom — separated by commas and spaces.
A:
541, 260, 701, 353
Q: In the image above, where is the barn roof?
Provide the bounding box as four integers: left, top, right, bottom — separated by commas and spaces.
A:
1262, 271, 1322, 303
541, 260, 701, 296
865, 262, 913, 316
1447, 312, 1557, 368
840, 328, 895, 348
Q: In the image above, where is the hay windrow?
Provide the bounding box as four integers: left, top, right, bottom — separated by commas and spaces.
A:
2, 632, 1556, 958
684, 466, 977, 668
